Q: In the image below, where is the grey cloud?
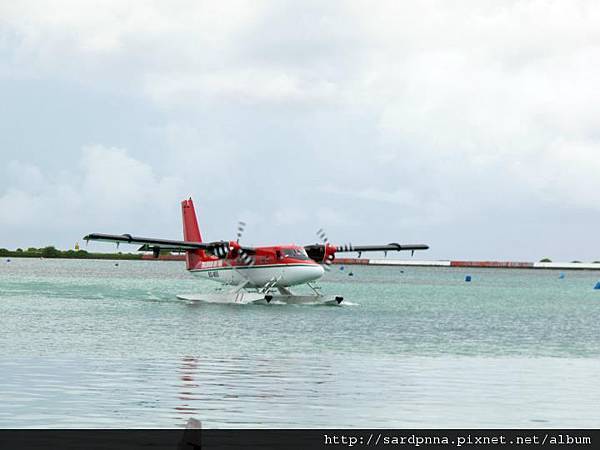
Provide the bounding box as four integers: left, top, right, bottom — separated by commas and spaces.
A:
1, 1, 599, 260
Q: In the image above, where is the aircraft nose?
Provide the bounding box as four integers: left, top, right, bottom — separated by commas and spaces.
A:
306, 263, 325, 282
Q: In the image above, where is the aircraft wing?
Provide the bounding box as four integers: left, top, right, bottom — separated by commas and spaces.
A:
83, 233, 208, 251
335, 243, 429, 253
304, 242, 429, 263
83, 233, 256, 257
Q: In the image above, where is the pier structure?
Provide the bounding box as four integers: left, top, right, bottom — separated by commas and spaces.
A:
334, 258, 600, 270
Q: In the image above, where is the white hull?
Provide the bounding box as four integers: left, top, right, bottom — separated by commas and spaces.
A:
189, 263, 324, 288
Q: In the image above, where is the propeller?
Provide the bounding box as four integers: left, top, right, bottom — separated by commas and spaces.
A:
238, 248, 254, 266
236, 221, 246, 243
234, 220, 254, 266
211, 240, 254, 266
315, 229, 339, 271
316, 228, 329, 244
213, 241, 231, 258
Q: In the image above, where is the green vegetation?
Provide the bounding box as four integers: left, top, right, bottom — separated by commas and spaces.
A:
539, 258, 552, 262
0, 246, 142, 260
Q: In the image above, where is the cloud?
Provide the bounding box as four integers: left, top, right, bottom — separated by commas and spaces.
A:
144, 69, 340, 106
5, 161, 46, 192
273, 206, 306, 227
520, 138, 600, 210
0, 145, 183, 246
1, 1, 600, 258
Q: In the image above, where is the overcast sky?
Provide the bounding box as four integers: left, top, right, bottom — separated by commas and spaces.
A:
1, 1, 599, 261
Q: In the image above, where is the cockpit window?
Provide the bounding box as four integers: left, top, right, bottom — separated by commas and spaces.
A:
282, 248, 310, 260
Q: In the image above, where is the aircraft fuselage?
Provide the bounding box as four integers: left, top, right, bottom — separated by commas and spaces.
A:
189, 245, 325, 288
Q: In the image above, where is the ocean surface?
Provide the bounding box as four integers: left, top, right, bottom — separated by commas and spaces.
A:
1, 258, 599, 428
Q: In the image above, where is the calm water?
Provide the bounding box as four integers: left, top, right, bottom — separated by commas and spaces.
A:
1, 258, 600, 428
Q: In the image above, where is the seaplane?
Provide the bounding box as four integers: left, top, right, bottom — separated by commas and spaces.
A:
83, 198, 429, 305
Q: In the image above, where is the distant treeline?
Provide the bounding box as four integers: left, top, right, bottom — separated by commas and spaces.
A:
0, 246, 142, 260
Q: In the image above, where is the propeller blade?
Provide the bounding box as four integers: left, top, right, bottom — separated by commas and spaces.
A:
316, 228, 329, 244
233, 220, 254, 265
236, 221, 246, 243
214, 242, 230, 258
239, 248, 255, 266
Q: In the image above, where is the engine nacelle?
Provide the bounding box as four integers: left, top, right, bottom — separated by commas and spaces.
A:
305, 243, 336, 264
211, 240, 236, 259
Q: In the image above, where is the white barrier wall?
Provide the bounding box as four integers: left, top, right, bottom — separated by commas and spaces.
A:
533, 262, 600, 270
368, 260, 452, 267
360, 260, 600, 270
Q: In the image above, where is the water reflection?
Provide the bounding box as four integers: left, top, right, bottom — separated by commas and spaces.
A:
1, 355, 600, 428
174, 356, 201, 422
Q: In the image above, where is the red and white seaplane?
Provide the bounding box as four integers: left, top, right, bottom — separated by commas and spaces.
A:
84, 198, 428, 305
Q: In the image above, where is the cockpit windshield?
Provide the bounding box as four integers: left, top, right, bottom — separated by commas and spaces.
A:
282, 248, 310, 260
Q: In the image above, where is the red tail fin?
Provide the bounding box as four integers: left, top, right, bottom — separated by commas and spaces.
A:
181, 198, 205, 269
